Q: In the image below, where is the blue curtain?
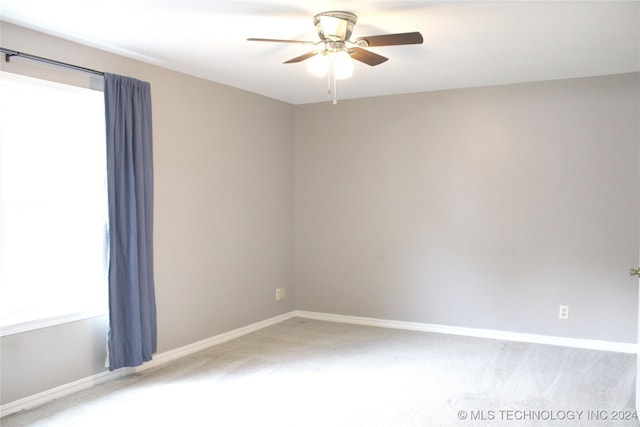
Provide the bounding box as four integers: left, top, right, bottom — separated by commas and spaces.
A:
104, 73, 157, 371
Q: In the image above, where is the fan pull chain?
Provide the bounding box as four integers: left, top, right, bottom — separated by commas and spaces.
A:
333, 72, 338, 105
324, 55, 339, 105
328, 55, 338, 105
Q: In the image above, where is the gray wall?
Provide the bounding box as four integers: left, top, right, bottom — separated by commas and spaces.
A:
295, 74, 639, 343
0, 22, 295, 405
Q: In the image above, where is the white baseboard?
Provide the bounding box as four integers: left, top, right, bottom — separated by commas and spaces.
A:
0, 311, 297, 418
2, 309, 635, 418
295, 310, 638, 354
0, 367, 135, 418
133, 311, 297, 372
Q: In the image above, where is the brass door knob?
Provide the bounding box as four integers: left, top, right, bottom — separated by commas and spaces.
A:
631, 268, 640, 277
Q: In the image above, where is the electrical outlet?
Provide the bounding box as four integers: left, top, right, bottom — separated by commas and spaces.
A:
275, 288, 286, 301
559, 305, 569, 320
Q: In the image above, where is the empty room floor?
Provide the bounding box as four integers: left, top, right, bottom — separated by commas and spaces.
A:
2, 317, 636, 427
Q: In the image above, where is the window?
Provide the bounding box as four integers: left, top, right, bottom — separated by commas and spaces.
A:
0, 71, 108, 335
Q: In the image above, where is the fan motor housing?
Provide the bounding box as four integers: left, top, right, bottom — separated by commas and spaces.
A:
313, 11, 357, 42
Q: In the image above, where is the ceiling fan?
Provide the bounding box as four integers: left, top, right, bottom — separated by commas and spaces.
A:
248, 11, 423, 103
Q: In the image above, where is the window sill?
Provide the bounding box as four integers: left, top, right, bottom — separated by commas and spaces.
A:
0, 309, 108, 337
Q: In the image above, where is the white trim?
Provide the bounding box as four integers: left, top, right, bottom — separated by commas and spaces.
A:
0, 310, 108, 337
131, 311, 297, 372
0, 311, 296, 418
0, 367, 135, 418
2, 309, 635, 418
295, 310, 638, 354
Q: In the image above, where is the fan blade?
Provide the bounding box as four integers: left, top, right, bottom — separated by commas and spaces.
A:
349, 48, 388, 66
247, 37, 316, 45
354, 32, 423, 47
284, 51, 319, 64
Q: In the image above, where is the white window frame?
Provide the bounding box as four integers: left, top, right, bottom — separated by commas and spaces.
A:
0, 71, 109, 337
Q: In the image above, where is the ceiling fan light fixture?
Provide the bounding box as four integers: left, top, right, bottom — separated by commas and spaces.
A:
306, 50, 354, 80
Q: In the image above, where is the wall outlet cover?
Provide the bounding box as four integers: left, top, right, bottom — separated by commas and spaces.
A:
559, 305, 569, 320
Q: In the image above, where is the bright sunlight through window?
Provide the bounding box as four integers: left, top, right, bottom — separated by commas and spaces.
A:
0, 71, 108, 335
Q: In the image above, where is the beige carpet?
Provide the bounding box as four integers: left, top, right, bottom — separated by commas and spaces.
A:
2, 317, 637, 426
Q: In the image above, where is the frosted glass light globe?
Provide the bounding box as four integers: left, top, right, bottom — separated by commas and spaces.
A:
307, 53, 329, 78
333, 51, 354, 80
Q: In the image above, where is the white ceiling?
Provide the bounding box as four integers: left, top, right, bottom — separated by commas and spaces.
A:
1, 1, 638, 105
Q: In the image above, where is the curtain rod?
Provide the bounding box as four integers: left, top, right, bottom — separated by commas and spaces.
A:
1, 47, 104, 76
